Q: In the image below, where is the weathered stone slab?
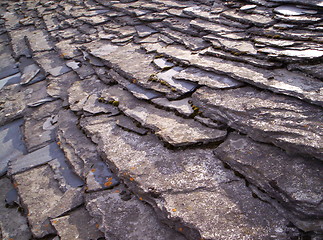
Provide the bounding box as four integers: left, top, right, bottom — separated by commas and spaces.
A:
135, 25, 158, 37
147, 43, 323, 106
34, 51, 71, 77
258, 47, 323, 61
0, 177, 31, 240
0, 84, 26, 126
51, 207, 104, 240
23, 101, 62, 152
8, 142, 64, 175
116, 115, 149, 135
0, 119, 26, 176
86, 188, 187, 240
25, 29, 54, 52
101, 85, 227, 147
214, 133, 323, 232
12, 165, 64, 238
19, 57, 46, 86
0, 73, 21, 90
192, 86, 323, 160
174, 67, 243, 89
80, 116, 298, 240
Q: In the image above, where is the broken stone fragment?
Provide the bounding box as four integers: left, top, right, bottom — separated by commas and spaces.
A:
152, 97, 194, 117
0, 73, 21, 91
214, 133, 323, 232
153, 58, 174, 70
101, 85, 227, 147
116, 115, 149, 135
86, 188, 187, 240
192, 86, 323, 160
51, 207, 104, 240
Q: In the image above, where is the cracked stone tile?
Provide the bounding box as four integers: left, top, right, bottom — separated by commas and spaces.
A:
0, 119, 26, 177
12, 165, 64, 238
8, 142, 64, 175
50, 207, 104, 240
57, 109, 119, 191
47, 71, 80, 101
116, 115, 149, 135
19, 57, 46, 86
23, 100, 62, 152
80, 116, 299, 240
101, 85, 227, 147
148, 44, 323, 106
47, 187, 84, 219
86, 188, 187, 240
157, 67, 198, 95
192, 86, 323, 161
152, 97, 194, 117
153, 58, 174, 70
0, 177, 32, 240
68, 78, 120, 115
174, 67, 244, 89
34, 51, 72, 77
214, 132, 323, 232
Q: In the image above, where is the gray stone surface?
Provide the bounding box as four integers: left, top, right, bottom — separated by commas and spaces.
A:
174, 67, 244, 89
8, 142, 64, 175
146, 43, 323, 106
214, 133, 323, 232
101, 85, 227, 147
0, 119, 26, 176
0, 177, 32, 240
152, 98, 194, 117
12, 165, 64, 238
81, 115, 299, 240
192, 86, 323, 160
86, 188, 187, 240
50, 207, 104, 240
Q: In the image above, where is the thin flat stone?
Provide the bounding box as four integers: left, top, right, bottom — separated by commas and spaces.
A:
47, 71, 80, 100
157, 67, 198, 94
152, 98, 194, 117
192, 86, 323, 160
0, 178, 31, 240
0, 73, 21, 90
135, 25, 157, 37
0, 119, 26, 177
258, 47, 323, 60
12, 165, 64, 238
148, 44, 323, 106
25, 29, 53, 52
86, 189, 187, 240
8, 142, 64, 175
101, 85, 227, 147
80, 116, 298, 240
274, 5, 318, 16
174, 67, 243, 89
214, 133, 323, 232
50, 207, 104, 240
153, 58, 174, 69
34, 51, 71, 77
116, 115, 149, 135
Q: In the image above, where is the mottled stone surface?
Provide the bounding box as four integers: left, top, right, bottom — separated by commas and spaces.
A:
101, 85, 227, 147
192, 86, 323, 160
0, 177, 32, 240
81, 115, 298, 240
215, 133, 323, 232
51, 207, 104, 240
13, 165, 63, 238
86, 189, 187, 240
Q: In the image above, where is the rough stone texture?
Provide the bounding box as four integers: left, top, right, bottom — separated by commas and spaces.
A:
192, 86, 323, 161
0, 177, 32, 240
81, 115, 299, 240
12, 165, 64, 238
152, 98, 194, 117
86, 188, 187, 240
215, 133, 323, 232
51, 207, 104, 240
101, 85, 227, 147
147, 44, 323, 106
